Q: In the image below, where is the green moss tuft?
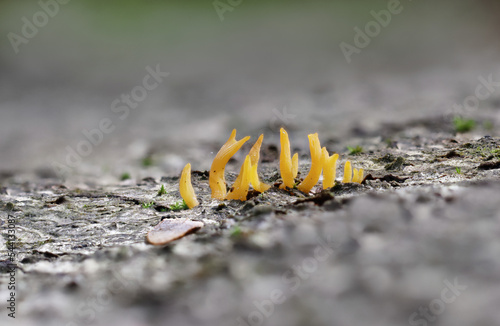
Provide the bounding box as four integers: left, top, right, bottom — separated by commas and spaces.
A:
453, 116, 476, 133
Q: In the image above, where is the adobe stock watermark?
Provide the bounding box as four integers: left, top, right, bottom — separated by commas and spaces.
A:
51, 65, 169, 178
445, 74, 500, 119
340, 0, 405, 63
7, 0, 71, 54
408, 277, 467, 326
65, 269, 131, 326
236, 235, 337, 326
5, 214, 17, 319
269, 107, 296, 132
213, 0, 243, 21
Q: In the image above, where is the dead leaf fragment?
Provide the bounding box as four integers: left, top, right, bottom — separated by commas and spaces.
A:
478, 161, 500, 170
293, 191, 334, 206
364, 174, 409, 183
147, 219, 203, 245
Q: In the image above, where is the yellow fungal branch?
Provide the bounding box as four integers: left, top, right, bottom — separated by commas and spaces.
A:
179, 163, 199, 209
322, 148, 339, 189
352, 168, 364, 184
209, 129, 250, 200
358, 169, 364, 183
291, 153, 298, 179
230, 134, 270, 195
342, 160, 352, 183
247, 134, 271, 192
248, 134, 264, 166
342, 161, 363, 184
279, 128, 299, 189
297, 133, 323, 194
249, 163, 271, 192
226, 155, 252, 201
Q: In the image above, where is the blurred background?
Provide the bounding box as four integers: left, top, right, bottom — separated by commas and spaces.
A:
1, 0, 500, 179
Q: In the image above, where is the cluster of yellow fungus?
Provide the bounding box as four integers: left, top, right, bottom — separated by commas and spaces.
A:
209, 129, 250, 200
178, 128, 364, 208
288, 128, 363, 194
227, 134, 271, 201
342, 160, 364, 184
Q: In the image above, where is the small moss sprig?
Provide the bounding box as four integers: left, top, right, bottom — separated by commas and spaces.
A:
157, 185, 167, 196
453, 116, 476, 133
142, 157, 154, 167
142, 201, 155, 209
230, 226, 243, 238
170, 200, 188, 211
120, 172, 131, 180
347, 145, 363, 155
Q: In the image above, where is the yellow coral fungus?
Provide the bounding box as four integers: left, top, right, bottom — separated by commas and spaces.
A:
358, 169, 364, 183
322, 148, 339, 189
248, 163, 271, 192
247, 134, 271, 192
226, 155, 251, 201
297, 133, 323, 194
342, 160, 352, 183
248, 134, 264, 166
352, 168, 364, 184
342, 162, 363, 184
179, 163, 199, 208
279, 128, 298, 189
180, 129, 366, 208
352, 168, 358, 183
231, 134, 270, 193
291, 153, 298, 179
209, 129, 250, 200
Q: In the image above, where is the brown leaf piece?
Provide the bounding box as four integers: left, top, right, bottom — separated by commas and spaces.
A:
293, 191, 335, 206
363, 174, 409, 183
147, 219, 203, 245
478, 161, 500, 170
